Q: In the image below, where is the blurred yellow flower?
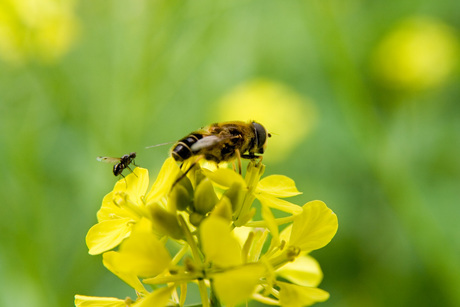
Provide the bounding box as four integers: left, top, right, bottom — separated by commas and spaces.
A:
0, 0, 79, 64
215, 79, 317, 162
372, 16, 459, 91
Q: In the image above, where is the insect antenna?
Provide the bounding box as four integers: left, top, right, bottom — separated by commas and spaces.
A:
145, 142, 175, 149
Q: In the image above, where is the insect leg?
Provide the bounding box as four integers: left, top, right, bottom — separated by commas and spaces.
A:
235, 149, 242, 175
119, 173, 128, 188
241, 154, 262, 160
126, 165, 138, 177
241, 154, 263, 167
171, 155, 204, 191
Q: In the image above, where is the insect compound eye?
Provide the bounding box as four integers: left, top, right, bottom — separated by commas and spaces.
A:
252, 122, 268, 153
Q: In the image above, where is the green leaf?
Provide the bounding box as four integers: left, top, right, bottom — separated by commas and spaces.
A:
276, 255, 323, 287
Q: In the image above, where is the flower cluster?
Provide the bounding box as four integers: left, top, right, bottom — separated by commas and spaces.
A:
75, 157, 338, 307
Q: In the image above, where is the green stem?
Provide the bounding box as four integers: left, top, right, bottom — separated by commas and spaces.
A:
209, 281, 222, 307
178, 215, 210, 307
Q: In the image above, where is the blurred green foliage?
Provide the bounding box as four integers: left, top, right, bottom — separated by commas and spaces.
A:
1, 0, 459, 306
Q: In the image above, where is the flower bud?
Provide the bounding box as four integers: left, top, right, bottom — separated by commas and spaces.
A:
149, 204, 183, 240
168, 178, 193, 211
194, 178, 219, 215
222, 182, 244, 214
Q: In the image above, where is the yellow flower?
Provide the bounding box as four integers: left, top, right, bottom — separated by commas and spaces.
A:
203, 161, 302, 227
86, 167, 150, 255
372, 16, 459, 91
0, 0, 79, 64
86, 158, 180, 255
77, 157, 338, 307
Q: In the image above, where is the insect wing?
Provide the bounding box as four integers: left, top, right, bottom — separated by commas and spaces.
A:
190, 135, 224, 152
97, 156, 122, 164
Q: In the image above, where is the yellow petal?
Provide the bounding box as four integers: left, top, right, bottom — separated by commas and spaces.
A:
114, 218, 171, 278
202, 167, 246, 188
103, 252, 148, 295
132, 286, 174, 307
257, 175, 302, 197
97, 191, 139, 222
113, 167, 149, 200
277, 255, 323, 287
86, 218, 132, 255
146, 158, 181, 204
257, 194, 303, 215
74, 295, 127, 307
289, 201, 338, 252
200, 216, 242, 267
213, 264, 265, 307
278, 282, 329, 307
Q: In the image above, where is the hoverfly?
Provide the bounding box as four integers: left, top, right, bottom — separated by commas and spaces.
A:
170, 121, 270, 187
96, 152, 137, 177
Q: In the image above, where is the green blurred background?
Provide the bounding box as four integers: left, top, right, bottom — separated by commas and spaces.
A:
1, 0, 459, 306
